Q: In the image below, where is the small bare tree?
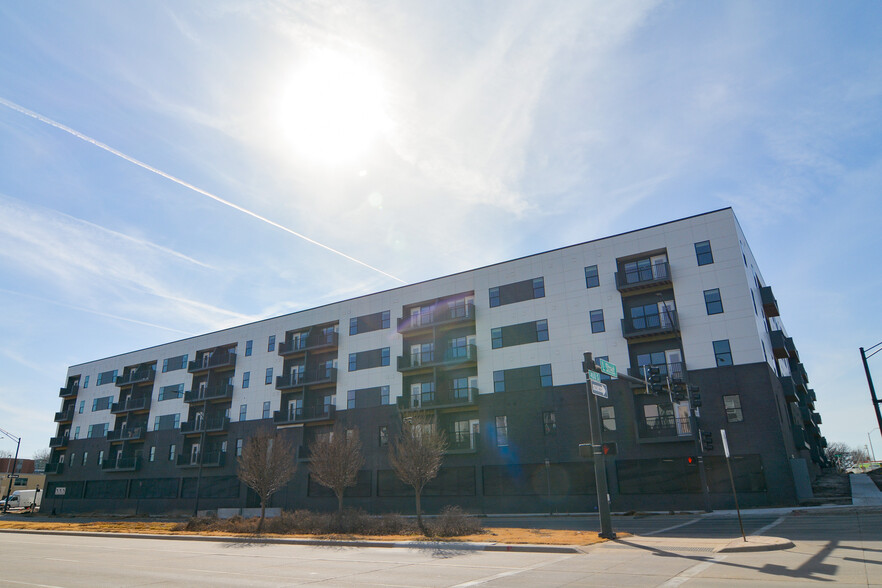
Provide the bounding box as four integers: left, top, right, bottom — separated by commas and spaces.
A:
309, 424, 365, 512
388, 412, 447, 534
237, 428, 297, 532
32, 448, 51, 471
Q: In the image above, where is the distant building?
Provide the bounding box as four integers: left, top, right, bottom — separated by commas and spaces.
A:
41, 208, 826, 515
1, 459, 44, 500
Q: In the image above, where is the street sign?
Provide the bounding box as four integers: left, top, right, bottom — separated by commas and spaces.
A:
591, 381, 608, 398
597, 358, 617, 378
720, 429, 731, 458
6, 474, 19, 478
587, 370, 602, 383
55, 487, 66, 496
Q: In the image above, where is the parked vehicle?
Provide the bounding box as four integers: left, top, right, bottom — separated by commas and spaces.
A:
4, 489, 41, 510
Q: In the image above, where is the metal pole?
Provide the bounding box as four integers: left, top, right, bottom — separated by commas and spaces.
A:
860, 347, 882, 435
725, 453, 746, 542
545, 458, 552, 515
3, 436, 20, 513
582, 353, 615, 539
691, 408, 712, 513
868, 431, 877, 462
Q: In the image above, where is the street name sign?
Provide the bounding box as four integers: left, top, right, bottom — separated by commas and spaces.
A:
591, 381, 608, 398
597, 358, 617, 378
587, 370, 602, 383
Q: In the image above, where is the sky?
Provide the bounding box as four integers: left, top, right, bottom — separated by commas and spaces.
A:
0, 1, 881, 460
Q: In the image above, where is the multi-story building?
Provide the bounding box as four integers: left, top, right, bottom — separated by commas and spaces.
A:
41, 208, 827, 515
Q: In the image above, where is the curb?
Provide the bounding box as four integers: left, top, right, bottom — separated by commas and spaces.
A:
0, 528, 581, 554
715, 536, 795, 553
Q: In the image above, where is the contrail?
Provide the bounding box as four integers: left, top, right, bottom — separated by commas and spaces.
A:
0, 97, 407, 284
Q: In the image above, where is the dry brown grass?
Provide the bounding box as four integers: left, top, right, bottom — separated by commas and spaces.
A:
0, 520, 615, 546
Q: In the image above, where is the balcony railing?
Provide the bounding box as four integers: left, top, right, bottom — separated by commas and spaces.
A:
621, 311, 679, 339
275, 368, 337, 390
273, 404, 336, 425
184, 384, 234, 403
54, 407, 75, 423
101, 455, 141, 472
181, 416, 230, 434
59, 383, 79, 398
278, 332, 339, 356
115, 366, 156, 387
770, 330, 788, 359
637, 416, 692, 439
397, 302, 476, 333
49, 435, 69, 448
176, 451, 226, 468
627, 362, 686, 387
397, 344, 477, 371
188, 350, 237, 373
785, 337, 798, 360
397, 387, 479, 411
445, 430, 480, 453
760, 286, 780, 317
106, 426, 146, 442
615, 261, 672, 293
44, 462, 64, 474
111, 395, 152, 414
780, 376, 799, 402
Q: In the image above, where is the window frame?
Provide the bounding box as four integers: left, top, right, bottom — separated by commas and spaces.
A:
543, 411, 557, 435
585, 265, 600, 288
713, 339, 733, 367
245, 340, 253, 356
267, 335, 276, 352
695, 240, 714, 266
265, 367, 273, 385
590, 309, 606, 333
496, 416, 509, 447
704, 288, 724, 315
724, 394, 744, 422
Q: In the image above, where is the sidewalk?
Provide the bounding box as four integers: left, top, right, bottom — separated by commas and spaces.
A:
850, 473, 882, 506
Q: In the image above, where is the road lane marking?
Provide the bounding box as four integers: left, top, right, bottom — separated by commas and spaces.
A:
2, 580, 66, 588
752, 516, 786, 536
644, 518, 701, 536
658, 555, 726, 587
43, 558, 79, 562
451, 555, 576, 587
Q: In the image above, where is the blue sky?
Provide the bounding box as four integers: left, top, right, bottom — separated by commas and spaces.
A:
1, 1, 880, 460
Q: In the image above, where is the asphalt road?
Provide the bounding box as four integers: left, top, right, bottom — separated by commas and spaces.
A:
1, 509, 880, 586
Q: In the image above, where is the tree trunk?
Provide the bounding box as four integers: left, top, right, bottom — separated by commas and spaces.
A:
258, 498, 266, 534
415, 489, 424, 535
337, 490, 344, 513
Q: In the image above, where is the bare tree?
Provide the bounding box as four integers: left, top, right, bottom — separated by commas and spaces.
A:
826, 442, 872, 473
0, 449, 12, 461
32, 448, 51, 471
237, 428, 298, 532
309, 424, 365, 512
388, 412, 447, 534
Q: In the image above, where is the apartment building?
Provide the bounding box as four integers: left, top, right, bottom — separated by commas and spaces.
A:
42, 208, 827, 515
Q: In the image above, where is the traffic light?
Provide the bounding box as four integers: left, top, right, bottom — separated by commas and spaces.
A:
691, 392, 702, 408
600, 442, 617, 456
646, 366, 663, 394
582, 352, 594, 374
701, 430, 714, 452
670, 380, 687, 402
686, 456, 697, 465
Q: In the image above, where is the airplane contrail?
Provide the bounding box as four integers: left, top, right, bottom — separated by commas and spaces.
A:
0, 97, 407, 284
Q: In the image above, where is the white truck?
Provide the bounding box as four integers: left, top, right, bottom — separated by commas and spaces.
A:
3, 489, 41, 511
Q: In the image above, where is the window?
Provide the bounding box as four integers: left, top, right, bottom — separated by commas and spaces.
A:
350, 310, 390, 335
381, 347, 390, 366
492, 319, 549, 349
236, 439, 243, 457
491, 328, 503, 349
585, 265, 600, 288
496, 416, 509, 447
724, 395, 743, 422
92, 396, 112, 411
78, 400, 85, 414
149, 446, 156, 462
154, 414, 180, 431
590, 309, 605, 333
380, 386, 390, 405
245, 340, 253, 356
74, 426, 80, 440
267, 335, 276, 352
262, 401, 271, 419
533, 277, 545, 298
348, 353, 357, 371
14, 477, 28, 487
169, 444, 176, 461
536, 319, 549, 342
162, 354, 187, 373
695, 240, 714, 266
98, 450, 104, 466
540, 364, 553, 387
489, 287, 500, 308
82, 452, 88, 466
69, 453, 75, 467
713, 339, 733, 367
96, 369, 117, 386
265, 367, 273, 385
489, 277, 545, 308
601, 406, 616, 431
347, 390, 356, 409
242, 371, 250, 389
239, 404, 247, 421
349, 348, 391, 371
494, 364, 552, 393
704, 288, 724, 315
159, 384, 184, 401
83, 375, 89, 388
543, 411, 556, 435
493, 371, 505, 393
87, 423, 108, 438
378, 426, 388, 446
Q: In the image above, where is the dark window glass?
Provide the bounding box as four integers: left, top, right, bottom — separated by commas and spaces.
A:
158, 384, 184, 401
348, 353, 357, 371
539, 364, 553, 387
724, 395, 743, 422
533, 277, 545, 298
704, 288, 724, 315
489, 287, 500, 308
493, 370, 505, 393
267, 335, 276, 352
590, 309, 605, 333
349, 318, 358, 335
96, 370, 117, 386
713, 340, 733, 366
543, 411, 556, 435
163, 355, 187, 372
585, 265, 599, 288
242, 371, 250, 389
536, 319, 549, 342
351, 311, 391, 335
265, 367, 273, 384
350, 348, 390, 371
154, 414, 180, 431
489, 277, 545, 307
491, 327, 503, 348
378, 426, 388, 446
245, 340, 253, 356
381, 347, 390, 366
601, 406, 616, 431
695, 240, 714, 266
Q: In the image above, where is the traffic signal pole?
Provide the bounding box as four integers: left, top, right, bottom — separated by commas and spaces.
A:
860, 347, 882, 436
583, 353, 615, 539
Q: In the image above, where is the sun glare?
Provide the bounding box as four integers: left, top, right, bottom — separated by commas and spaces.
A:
278, 52, 388, 165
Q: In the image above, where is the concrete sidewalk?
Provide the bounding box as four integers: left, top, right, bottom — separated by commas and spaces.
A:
850, 473, 882, 506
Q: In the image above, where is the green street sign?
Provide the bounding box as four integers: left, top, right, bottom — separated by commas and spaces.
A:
598, 358, 617, 378
588, 370, 602, 383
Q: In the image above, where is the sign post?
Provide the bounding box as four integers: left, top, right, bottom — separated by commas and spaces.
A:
721, 429, 746, 542
582, 353, 615, 539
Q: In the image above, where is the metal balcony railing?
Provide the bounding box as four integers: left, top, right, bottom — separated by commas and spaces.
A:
278, 332, 339, 355
184, 384, 234, 403
54, 407, 75, 422
398, 345, 477, 371
627, 362, 686, 386
44, 462, 64, 474
615, 261, 672, 292
637, 416, 692, 439
621, 311, 679, 339
106, 426, 145, 442
397, 387, 478, 410
49, 435, 69, 448
188, 350, 237, 373
274, 404, 336, 424
275, 367, 337, 389
111, 395, 151, 414
176, 451, 226, 467
180, 416, 230, 434
397, 302, 476, 332
445, 430, 480, 453
101, 455, 141, 471
59, 383, 79, 398
115, 366, 156, 386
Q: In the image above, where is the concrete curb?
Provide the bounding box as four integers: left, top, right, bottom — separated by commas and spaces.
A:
715, 536, 795, 553
0, 528, 581, 554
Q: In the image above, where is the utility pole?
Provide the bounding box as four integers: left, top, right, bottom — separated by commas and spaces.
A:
860, 347, 882, 435
582, 353, 615, 539
0, 426, 21, 513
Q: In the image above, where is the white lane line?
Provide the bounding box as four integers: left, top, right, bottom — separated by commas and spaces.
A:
1, 580, 66, 588
658, 555, 726, 587
43, 558, 79, 562
451, 555, 576, 587
752, 516, 786, 536
644, 518, 702, 536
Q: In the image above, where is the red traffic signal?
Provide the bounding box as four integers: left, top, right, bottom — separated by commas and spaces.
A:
600, 442, 617, 456
686, 456, 697, 465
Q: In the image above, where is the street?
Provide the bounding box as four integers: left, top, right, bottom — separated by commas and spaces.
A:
0, 508, 880, 586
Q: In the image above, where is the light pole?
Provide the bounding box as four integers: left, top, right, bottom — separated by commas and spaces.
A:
869, 428, 880, 462
860, 343, 882, 435
0, 426, 22, 513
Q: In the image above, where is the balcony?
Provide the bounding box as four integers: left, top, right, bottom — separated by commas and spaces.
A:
49, 435, 69, 448
59, 383, 79, 398
181, 416, 230, 435
188, 350, 237, 373
111, 395, 152, 414
615, 261, 672, 294
770, 330, 788, 359
792, 426, 808, 449
811, 412, 822, 425
106, 426, 146, 442
785, 337, 799, 360
397, 302, 476, 333
275, 368, 338, 390
54, 407, 75, 423
273, 404, 336, 425
445, 430, 480, 454
819, 436, 828, 448
177, 451, 226, 468
637, 416, 693, 441
115, 366, 156, 387
278, 332, 339, 356
397, 345, 478, 372
626, 362, 686, 388
102, 455, 141, 472
44, 462, 64, 475
398, 387, 479, 411
760, 286, 780, 317
780, 376, 799, 402
184, 384, 234, 403
621, 311, 679, 340
799, 405, 812, 424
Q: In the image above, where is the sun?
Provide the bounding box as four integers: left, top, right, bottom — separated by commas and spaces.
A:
278, 51, 389, 165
